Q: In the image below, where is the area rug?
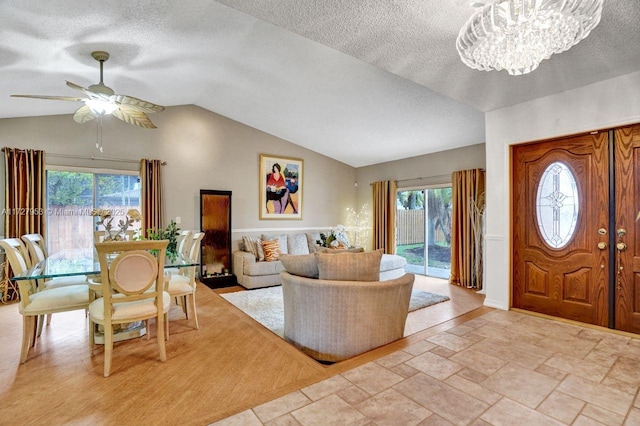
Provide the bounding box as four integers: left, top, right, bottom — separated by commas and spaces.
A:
220, 286, 449, 337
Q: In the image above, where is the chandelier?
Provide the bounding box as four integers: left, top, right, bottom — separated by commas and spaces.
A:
456, 0, 603, 76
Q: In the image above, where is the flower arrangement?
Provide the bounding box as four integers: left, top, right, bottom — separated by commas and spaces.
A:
91, 208, 141, 241
317, 225, 350, 249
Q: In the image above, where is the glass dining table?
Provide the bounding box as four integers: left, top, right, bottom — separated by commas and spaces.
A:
11, 248, 199, 343
12, 248, 199, 281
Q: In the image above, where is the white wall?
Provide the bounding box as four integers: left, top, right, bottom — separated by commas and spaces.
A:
484, 70, 640, 310
0, 105, 357, 240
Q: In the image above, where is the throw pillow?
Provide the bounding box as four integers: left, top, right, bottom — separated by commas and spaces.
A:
315, 249, 383, 281
306, 232, 321, 253
261, 239, 281, 262
242, 235, 265, 261
287, 233, 310, 255
280, 254, 318, 278
261, 234, 288, 254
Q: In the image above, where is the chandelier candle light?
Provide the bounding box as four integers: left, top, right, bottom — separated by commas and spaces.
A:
456, 0, 603, 75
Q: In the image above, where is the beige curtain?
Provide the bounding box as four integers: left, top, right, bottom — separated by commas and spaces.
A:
140, 159, 164, 237
450, 169, 485, 289
372, 180, 397, 254
4, 148, 45, 238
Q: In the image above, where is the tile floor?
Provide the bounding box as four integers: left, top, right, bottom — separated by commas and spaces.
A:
211, 310, 640, 425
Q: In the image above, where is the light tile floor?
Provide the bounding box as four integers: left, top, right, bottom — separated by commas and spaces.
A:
211, 310, 640, 425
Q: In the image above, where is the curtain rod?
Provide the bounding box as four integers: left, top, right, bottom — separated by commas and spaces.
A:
48, 153, 167, 166
396, 174, 451, 184
1, 149, 167, 165
396, 169, 486, 184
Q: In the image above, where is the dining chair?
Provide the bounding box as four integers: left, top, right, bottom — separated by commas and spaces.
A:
0, 238, 90, 363
89, 240, 170, 377
21, 233, 89, 288
165, 230, 193, 276
166, 232, 204, 330
176, 230, 193, 257
21, 233, 89, 334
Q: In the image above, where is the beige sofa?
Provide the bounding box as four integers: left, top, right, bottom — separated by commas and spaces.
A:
281, 271, 415, 362
232, 231, 407, 289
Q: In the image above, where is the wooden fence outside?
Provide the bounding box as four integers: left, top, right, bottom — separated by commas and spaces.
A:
46, 205, 138, 253
396, 209, 424, 245
396, 209, 448, 246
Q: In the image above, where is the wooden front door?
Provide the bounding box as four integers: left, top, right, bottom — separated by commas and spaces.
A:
512, 133, 610, 326
614, 125, 640, 333
513, 124, 640, 334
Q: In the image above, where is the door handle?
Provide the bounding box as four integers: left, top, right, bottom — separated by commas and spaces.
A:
598, 242, 607, 250
617, 242, 627, 251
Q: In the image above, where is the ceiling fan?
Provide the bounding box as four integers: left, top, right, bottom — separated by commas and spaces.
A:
11, 51, 165, 129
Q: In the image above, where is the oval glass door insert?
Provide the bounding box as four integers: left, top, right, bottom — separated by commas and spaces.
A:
536, 162, 579, 248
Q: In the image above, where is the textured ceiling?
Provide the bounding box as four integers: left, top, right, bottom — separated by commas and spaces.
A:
1, 1, 638, 167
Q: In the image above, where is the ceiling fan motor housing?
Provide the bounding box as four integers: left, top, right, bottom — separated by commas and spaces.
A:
91, 51, 110, 62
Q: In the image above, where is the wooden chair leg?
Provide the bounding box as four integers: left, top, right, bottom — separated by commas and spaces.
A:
46, 313, 52, 325
182, 295, 189, 318
145, 320, 151, 340
165, 313, 169, 340
157, 314, 167, 362
190, 294, 199, 330
36, 314, 44, 338
32, 316, 40, 347
89, 318, 95, 350
20, 316, 34, 363
104, 324, 113, 377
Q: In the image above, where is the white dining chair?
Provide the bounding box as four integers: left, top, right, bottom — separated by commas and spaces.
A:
166, 232, 204, 330
90, 240, 170, 377
0, 238, 90, 363
21, 233, 89, 288
21, 233, 90, 334
176, 230, 193, 257
165, 230, 193, 276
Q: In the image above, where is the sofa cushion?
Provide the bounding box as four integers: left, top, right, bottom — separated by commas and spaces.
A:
287, 233, 310, 255
315, 249, 383, 281
380, 253, 407, 271
262, 234, 288, 254
261, 239, 281, 261
280, 254, 319, 278
317, 247, 365, 254
244, 259, 285, 276
242, 235, 265, 261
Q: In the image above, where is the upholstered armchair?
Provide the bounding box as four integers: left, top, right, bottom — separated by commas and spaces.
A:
281, 270, 414, 362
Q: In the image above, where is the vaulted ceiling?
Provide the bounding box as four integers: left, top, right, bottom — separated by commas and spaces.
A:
1, 1, 639, 167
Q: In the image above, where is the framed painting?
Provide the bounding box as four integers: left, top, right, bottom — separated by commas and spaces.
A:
259, 154, 303, 219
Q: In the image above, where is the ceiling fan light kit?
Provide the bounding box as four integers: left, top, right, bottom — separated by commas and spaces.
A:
456, 0, 603, 76
11, 50, 165, 130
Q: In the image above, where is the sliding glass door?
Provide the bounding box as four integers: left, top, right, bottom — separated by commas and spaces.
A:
45, 167, 140, 253
396, 187, 452, 278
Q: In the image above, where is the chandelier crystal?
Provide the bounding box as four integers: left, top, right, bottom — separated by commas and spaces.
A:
456, 0, 603, 76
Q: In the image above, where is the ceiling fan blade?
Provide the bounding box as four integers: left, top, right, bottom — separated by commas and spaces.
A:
66, 81, 110, 101
73, 105, 98, 124
11, 94, 86, 102
112, 94, 165, 113
111, 107, 157, 129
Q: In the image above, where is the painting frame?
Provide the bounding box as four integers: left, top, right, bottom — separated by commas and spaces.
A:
259, 154, 303, 220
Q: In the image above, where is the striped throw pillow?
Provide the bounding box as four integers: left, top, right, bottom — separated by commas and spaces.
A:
242, 236, 264, 261
261, 239, 281, 262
